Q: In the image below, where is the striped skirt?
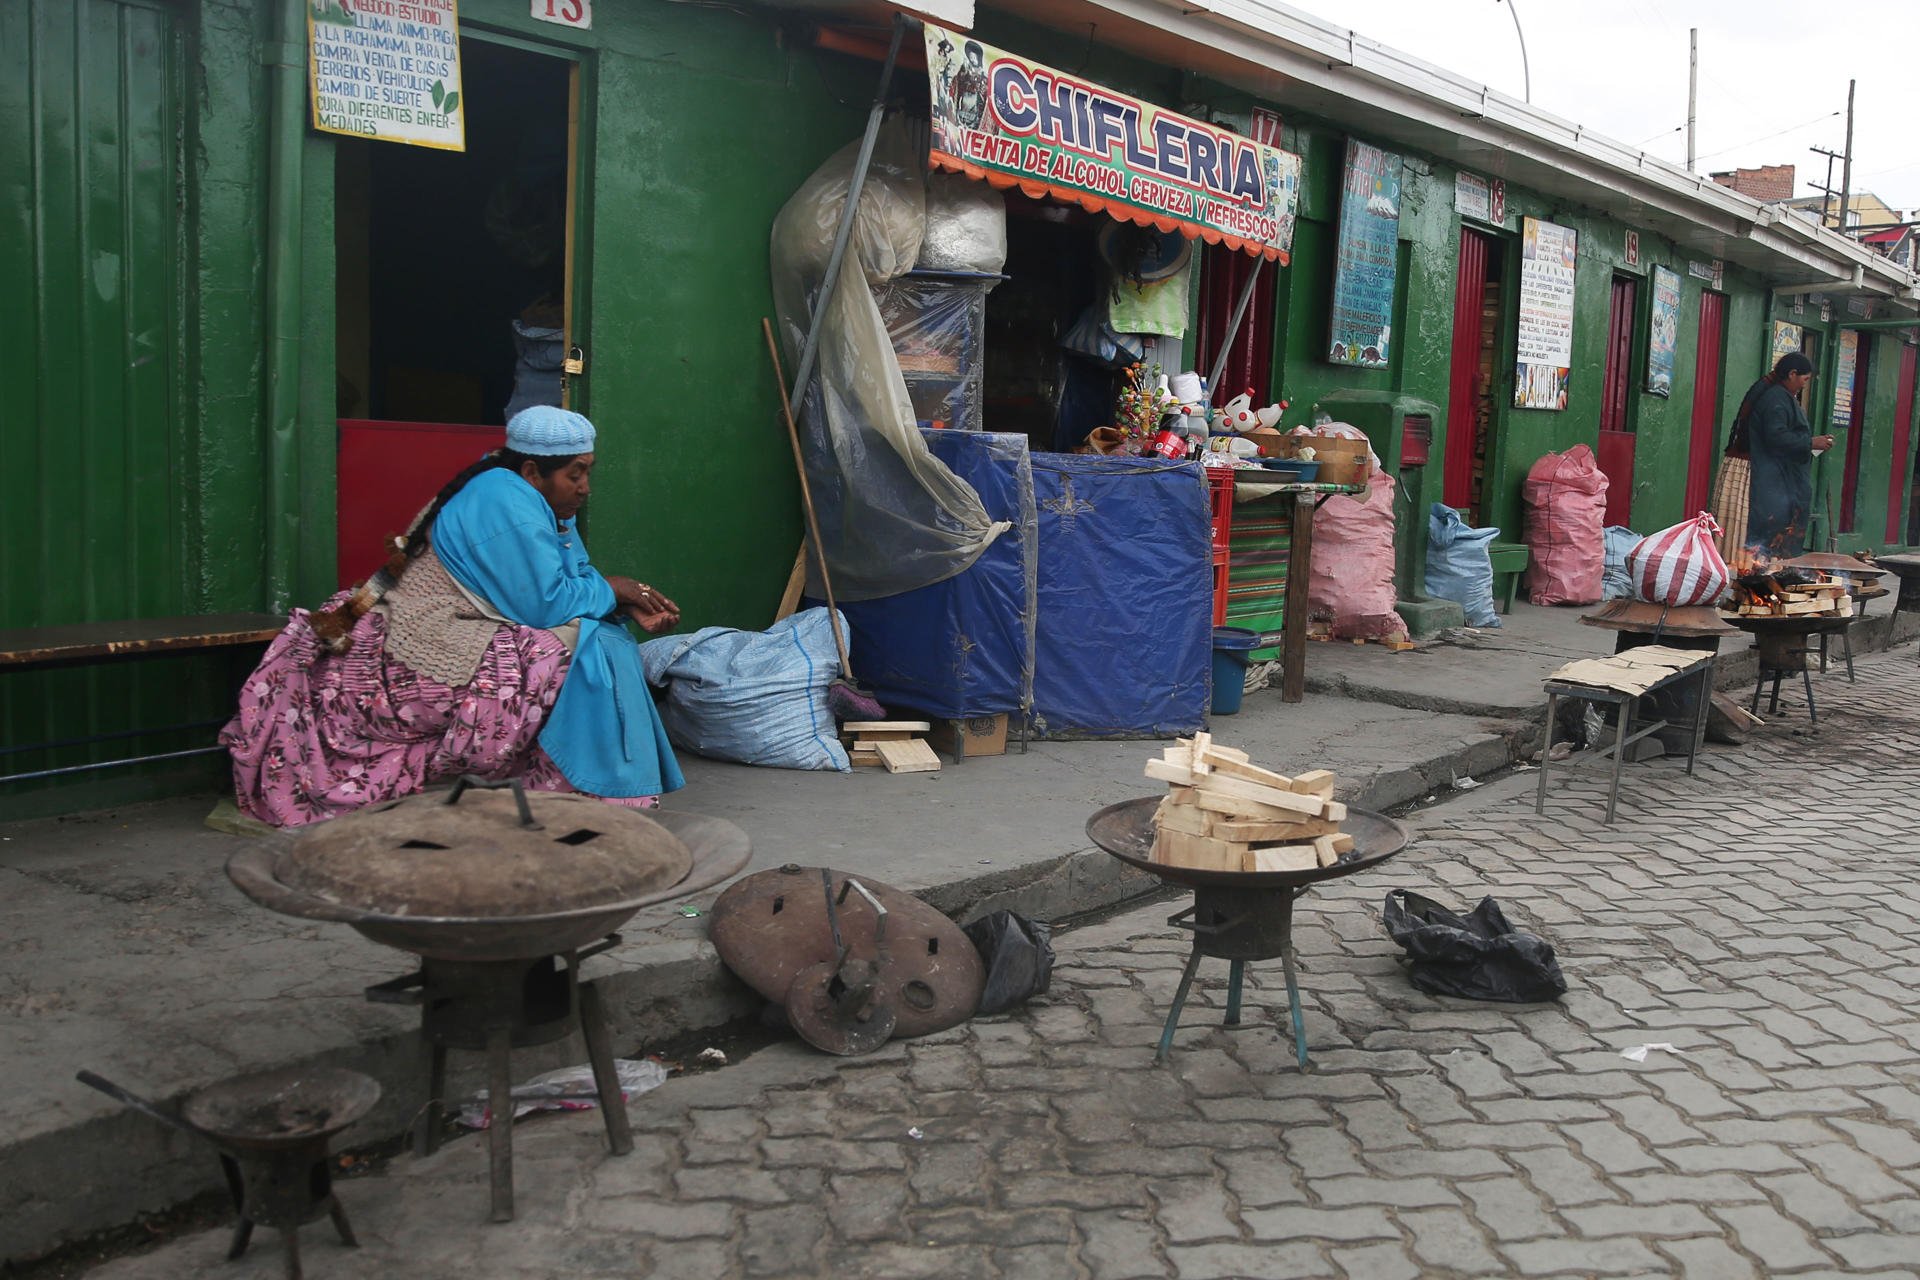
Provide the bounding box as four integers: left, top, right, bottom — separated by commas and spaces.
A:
1709, 454, 1753, 574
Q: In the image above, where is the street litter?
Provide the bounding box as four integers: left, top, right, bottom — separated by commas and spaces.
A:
695, 1047, 728, 1066
458, 1059, 668, 1129
907, 1127, 926, 1140
678, 905, 703, 917
1383, 890, 1567, 1003
1620, 1043, 1686, 1062
1452, 776, 1483, 791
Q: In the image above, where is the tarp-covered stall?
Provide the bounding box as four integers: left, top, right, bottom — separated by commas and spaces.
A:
1029, 455, 1213, 737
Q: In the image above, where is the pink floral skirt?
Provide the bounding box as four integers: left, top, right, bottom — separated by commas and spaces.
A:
220, 598, 658, 828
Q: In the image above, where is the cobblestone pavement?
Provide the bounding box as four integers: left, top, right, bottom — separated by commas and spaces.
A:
87, 650, 1920, 1279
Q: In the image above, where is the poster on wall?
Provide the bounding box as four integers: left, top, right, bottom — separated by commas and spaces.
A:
1771, 321, 1804, 372
1327, 139, 1402, 367
309, 0, 464, 151
1832, 329, 1859, 430
1646, 265, 1681, 398
922, 24, 1303, 261
1513, 217, 1578, 410
1455, 171, 1496, 223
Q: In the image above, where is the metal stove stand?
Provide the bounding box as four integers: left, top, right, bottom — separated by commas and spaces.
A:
1158, 884, 1311, 1068
368, 935, 633, 1222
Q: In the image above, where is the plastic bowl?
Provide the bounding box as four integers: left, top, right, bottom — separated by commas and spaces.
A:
1259, 458, 1322, 482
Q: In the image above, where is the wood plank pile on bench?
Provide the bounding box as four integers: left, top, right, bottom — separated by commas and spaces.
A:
1144, 733, 1353, 873
842, 721, 940, 774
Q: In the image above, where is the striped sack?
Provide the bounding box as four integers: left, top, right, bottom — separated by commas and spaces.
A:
1625, 513, 1730, 607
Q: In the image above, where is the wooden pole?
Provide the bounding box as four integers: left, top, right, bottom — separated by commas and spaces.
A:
1281, 492, 1314, 703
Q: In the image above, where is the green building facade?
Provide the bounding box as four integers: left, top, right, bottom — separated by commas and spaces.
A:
5, 0, 1915, 817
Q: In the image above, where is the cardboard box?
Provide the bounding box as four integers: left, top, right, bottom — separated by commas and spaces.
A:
924, 712, 1010, 758
1266, 433, 1373, 486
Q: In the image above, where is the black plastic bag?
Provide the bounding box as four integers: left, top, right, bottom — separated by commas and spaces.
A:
963, 911, 1055, 1015
1382, 890, 1567, 1003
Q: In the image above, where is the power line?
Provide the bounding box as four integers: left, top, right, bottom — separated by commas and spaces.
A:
1636, 124, 1683, 146
1693, 110, 1842, 164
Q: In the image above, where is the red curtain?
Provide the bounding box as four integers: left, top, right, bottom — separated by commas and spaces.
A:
1195, 248, 1275, 408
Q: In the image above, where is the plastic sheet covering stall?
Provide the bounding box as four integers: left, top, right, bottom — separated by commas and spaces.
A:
1030, 456, 1213, 737
770, 117, 1007, 600
830, 431, 1037, 718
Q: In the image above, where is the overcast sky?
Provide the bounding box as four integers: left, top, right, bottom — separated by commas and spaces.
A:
1278, 0, 1918, 217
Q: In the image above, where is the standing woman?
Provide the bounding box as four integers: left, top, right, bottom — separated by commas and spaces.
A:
1738, 352, 1833, 561
222, 406, 685, 826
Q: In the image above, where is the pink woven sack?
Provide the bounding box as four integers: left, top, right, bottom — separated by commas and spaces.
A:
1625, 513, 1730, 607
1308, 468, 1405, 639
1521, 446, 1609, 605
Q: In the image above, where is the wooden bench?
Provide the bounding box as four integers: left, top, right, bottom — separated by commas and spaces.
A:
1, 613, 284, 783
1534, 646, 1715, 825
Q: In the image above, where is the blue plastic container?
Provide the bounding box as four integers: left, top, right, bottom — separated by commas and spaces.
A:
1259, 458, 1322, 482
1210, 626, 1262, 715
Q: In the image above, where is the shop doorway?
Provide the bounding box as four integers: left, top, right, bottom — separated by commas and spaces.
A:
1195, 249, 1276, 408
1839, 334, 1871, 532
1891, 343, 1916, 544
1444, 228, 1504, 522
1683, 290, 1726, 516
1597, 276, 1639, 526
333, 36, 581, 584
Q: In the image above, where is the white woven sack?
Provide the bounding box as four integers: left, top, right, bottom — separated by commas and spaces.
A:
1626, 513, 1730, 607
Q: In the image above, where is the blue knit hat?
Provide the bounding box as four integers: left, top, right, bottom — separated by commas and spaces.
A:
505, 405, 596, 456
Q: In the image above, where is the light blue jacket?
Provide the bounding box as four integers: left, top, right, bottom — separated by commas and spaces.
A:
432, 468, 684, 798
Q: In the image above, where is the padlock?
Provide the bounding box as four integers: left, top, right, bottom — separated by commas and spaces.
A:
563, 346, 585, 376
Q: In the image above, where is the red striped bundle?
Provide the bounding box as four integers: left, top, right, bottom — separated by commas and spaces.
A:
1626, 513, 1730, 607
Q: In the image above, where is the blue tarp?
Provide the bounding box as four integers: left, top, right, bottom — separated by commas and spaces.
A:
827, 431, 1037, 719
1029, 455, 1213, 737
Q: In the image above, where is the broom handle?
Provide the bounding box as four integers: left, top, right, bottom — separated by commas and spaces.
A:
763, 317, 854, 678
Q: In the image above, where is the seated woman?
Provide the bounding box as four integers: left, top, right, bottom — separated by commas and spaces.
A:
222, 406, 684, 826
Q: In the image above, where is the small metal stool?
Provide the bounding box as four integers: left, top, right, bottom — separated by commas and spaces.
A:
1537, 651, 1715, 824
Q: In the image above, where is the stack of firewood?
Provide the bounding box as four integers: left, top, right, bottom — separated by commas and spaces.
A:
1729, 575, 1854, 619
1144, 734, 1353, 873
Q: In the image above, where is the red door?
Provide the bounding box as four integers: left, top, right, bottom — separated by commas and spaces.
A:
1840, 335, 1872, 533
1597, 277, 1638, 526
1684, 290, 1726, 516
1444, 230, 1494, 509
1197, 248, 1276, 407
1888, 343, 1916, 544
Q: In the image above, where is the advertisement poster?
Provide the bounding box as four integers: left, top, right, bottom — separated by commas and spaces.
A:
1771, 321, 1804, 372
1832, 329, 1859, 430
1327, 139, 1402, 367
309, 0, 464, 151
1455, 171, 1491, 222
923, 24, 1301, 261
1646, 265, 1681, 398
1513, 217, 1577, 410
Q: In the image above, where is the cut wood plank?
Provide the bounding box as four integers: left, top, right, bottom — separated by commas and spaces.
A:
1192, 772, 1325, 817
773, 544, 808, 623
1153, 829, 1243, 872
1210, 817, 1339, 842
1178, 738, 1248, 763
1311, 834, 1344, 867
1190, 789, 1328, 823
1247, 844, 1318, 873
1289, 769, 1336, 798
1189, 731, 1214, 775
1153, 803, 1212, 838
1322, 801, 1348, 823
1781, 600, 1826, 615
1146, 759, 1199, 786
852, 730, 914, 743
875, 739, 941, 774
1200, 751, 1295, 789
844, 720, 932, 733
1165, 784, 1199, 806
1327, 832, 1355, 854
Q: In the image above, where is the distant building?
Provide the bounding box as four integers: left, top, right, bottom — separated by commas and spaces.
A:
1710, 164, 1796, 202
1783, 189, 1903, 232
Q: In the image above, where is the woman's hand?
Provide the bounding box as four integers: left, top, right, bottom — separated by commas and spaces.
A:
1811, 435, 1835, 453
606, 576, 680, 634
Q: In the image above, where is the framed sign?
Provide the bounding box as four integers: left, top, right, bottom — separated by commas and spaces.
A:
1327, 139, 1403, 367
1624, 231, 1640, 268
1513, 217, 1577, 410
1646, 265, 1680, 397
309, 0, 464, 151
1832, 329, 1859, 430
1771, 321, 1804, 371
532, 0, 591, 28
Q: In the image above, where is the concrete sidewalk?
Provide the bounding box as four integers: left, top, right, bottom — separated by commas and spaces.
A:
5, 602, 1916, 1264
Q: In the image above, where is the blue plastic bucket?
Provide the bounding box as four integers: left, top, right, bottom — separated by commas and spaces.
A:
1210, 626, 1261, 715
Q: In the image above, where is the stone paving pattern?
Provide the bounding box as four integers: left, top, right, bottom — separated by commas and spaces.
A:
88, 651, 1920, 1278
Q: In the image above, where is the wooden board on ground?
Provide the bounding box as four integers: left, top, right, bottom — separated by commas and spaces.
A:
875, 739, 941, 774
844, 720, 932, 733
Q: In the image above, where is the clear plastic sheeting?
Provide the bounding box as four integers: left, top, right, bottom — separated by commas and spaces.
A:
878, 274, 997, 432
770, 116, 1006, 601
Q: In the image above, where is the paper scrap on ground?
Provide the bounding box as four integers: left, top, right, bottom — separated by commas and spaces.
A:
459, 1058, 669, 1128
1620, 1043, 1685, 1063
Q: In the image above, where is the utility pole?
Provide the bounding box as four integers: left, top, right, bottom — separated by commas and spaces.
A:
1686, 29, 1697, 172
1811, 146, 1842, 226
1837, 78, 1856, 231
